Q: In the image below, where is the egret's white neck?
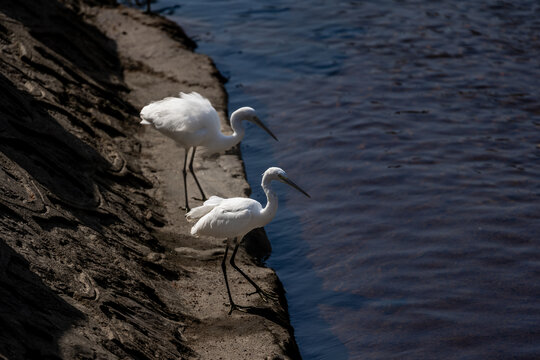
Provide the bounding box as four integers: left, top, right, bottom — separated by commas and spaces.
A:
260, 174, 279, 226
216, 110, 246, 150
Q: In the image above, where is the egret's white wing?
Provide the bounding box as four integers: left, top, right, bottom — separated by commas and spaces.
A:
191, 197, 261, 239
216, 197, 262, 215
203, 195, 225, 206
140, 92, 220, 133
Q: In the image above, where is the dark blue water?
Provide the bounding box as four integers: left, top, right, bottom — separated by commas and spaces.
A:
148, 1, 539, 358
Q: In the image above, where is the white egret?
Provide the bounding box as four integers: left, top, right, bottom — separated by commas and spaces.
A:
140, 92, 278, 211
186, 167, 310, 314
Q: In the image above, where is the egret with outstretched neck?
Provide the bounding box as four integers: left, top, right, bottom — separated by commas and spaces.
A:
140, 92, 278, 211
186, 167, 310, 314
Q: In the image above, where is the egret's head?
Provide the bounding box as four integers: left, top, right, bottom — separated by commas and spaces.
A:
264, 167, 311, 198
235, 106, 257, 120
234, 107, 278, 141
264, 166, 286, 179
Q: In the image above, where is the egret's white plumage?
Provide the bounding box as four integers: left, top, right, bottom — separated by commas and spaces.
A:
187, 167, 310, 314
140, 92, 277, 211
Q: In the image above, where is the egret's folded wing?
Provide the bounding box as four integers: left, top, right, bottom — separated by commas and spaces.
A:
204, 196, 224, 206
191, 207, 253, 238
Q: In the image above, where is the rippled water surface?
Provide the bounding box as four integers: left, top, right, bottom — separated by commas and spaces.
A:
151, 1, 540, 358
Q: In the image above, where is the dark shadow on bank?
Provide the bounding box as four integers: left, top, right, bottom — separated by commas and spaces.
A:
0, 3, 155, 236
0, 73, 129, 235
0, 240, 84, 359
0, 0, 127, 93
242, 174, 352, 360
233, 304, 303, 360
232, 93, 351, 359
265, 219, 352, 360
0, 1, 174, 356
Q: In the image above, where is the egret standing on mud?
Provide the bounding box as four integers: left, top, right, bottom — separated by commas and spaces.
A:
140, 92, 278, 211
186, 167, 310, 314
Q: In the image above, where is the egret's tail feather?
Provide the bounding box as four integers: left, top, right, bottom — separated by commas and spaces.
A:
204, 195, 224, 206
139, 106, 154, 124
186, 196, 224, 223
186, 204, 214, 222
179, 92, 213, 108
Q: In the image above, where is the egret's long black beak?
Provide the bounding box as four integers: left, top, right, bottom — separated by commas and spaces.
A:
253, 117, 278, 141
278, 174, 311, 198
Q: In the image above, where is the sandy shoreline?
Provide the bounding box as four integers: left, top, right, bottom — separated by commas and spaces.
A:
0, 0, 300, 358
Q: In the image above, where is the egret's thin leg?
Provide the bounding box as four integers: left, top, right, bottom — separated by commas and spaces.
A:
230, 238, 278, 302
182, 148, 190, 211
188, 147, 207, 201
221, 242, 246, 315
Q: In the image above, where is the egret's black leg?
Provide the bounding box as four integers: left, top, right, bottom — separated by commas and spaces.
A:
188, 147, 207, 201
182, 148, 190, 212
230, 238, 278, 302
221, 242, 246, 315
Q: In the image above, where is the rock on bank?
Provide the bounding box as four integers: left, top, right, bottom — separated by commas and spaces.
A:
0, 0, 300, 358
